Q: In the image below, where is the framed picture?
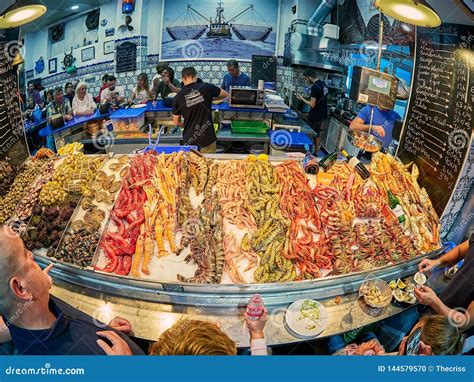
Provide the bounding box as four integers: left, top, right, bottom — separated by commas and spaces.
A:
103, 40, 115, 55
105, 28, 115, 37
81, 46, 95, 62
48, 58, 57, 74
25, 70, 34, 79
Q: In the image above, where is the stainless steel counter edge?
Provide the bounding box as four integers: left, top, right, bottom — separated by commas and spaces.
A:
35, 247, 444, 308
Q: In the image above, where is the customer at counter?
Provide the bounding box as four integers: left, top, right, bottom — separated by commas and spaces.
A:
350, 105, 401, 149
172, 67, 228, 153
27, 82, 43, 108
101, 75, 125, 105
96, 74, 110, 103
46, 87, 73, 124
64, 82, 75, 105
44, 89, 54, 106
72, 82, 97, 117
152, 62, 168, 86
0, 226, 144, 355
130, 72, 152, 104
22, 97, 36, 121
221, 59, 250, 91
296, 69, 329, 154
152, 67, 181, 99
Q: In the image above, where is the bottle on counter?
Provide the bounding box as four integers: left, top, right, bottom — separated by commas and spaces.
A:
303, 144, 319, 174
318, 150, 338, 172
387, 189, 406, 224
246, 294, 264, 321
340, 149, 371, 179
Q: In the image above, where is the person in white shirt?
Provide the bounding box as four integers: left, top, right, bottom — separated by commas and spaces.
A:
100, 75, 125, 105
72, 82, 97, 117
129, 73, 152, 104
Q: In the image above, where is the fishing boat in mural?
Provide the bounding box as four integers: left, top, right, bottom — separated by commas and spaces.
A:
165, 1, 272, 42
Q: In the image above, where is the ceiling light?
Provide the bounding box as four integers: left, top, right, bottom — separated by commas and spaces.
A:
71, 5, 79, 10
374, 0, 441, 27
0, 4, 47, 28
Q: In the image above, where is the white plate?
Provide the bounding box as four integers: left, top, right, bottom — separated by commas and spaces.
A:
131, 104, 147, 108
285, 299, 329, 338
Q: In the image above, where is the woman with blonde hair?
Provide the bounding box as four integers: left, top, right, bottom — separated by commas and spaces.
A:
130, 73, 152, 104
72, 81, 97, 116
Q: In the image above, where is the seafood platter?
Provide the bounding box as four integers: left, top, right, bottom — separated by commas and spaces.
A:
3, 148, 443, 306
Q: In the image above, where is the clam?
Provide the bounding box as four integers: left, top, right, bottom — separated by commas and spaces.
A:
95, 191, 108, 203
71, 220, 85, 233
102, 175, 115, 190
404, 293, 417, 305
414, 272, 427, 285
95, 171, 107, 182
392, 288, 405, 303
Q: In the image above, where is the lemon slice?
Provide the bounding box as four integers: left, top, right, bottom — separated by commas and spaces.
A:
247, 154, 257, 162
397, 279, 406, 289
389, 280, 397, 290
257, 153, 268, 161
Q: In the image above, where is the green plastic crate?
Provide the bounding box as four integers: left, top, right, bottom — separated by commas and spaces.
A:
231, 120, 269, 134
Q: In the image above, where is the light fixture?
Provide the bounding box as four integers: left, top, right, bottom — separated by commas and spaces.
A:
0, 4, 47, 29
71, 5, 79, 10
374, 0, 441, 27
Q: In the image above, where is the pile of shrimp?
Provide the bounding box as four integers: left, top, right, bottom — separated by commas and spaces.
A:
216, 160, 256, 230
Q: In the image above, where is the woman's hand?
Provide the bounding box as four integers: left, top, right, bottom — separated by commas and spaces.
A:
414, 285, 438, 307
418, 258, 439, 273
96, 331, 132, 355
244, 307, 268, 340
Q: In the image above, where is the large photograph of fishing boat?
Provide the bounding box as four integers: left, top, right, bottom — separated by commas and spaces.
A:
160, 0, 279, 61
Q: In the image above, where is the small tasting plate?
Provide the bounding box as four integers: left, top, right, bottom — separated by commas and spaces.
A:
285, 299, 329, 338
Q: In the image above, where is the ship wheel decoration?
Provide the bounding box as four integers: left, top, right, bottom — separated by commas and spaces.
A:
62, 49, 77, 74
34, 57, 45, 74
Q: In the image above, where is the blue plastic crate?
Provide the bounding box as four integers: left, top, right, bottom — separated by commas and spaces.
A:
144, 145, 198, 154
269, 129, 313, 152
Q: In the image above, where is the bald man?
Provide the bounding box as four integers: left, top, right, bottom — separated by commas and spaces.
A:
0, 226, 143, 355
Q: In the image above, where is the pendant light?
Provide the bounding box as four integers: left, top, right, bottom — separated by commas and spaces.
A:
374, 0, 441, 27
0, 4, 47, 29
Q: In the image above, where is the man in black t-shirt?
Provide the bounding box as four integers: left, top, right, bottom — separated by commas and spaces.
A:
296, 69, 329, 154
172, 67, 228, 153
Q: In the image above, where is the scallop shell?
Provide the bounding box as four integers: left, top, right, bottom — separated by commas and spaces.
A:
109, 163, 123, 171
118, 155, 129, 164
102, 175, 115, 190
414, 272, 427, 285
95, 171, 107, 181
109, 181, 122, 194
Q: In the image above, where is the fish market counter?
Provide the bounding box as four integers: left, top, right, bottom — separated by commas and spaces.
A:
37, 247, 444, 347
10, 152, 442, 346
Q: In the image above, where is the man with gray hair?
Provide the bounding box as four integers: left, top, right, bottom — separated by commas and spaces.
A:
221, 59, 251, 92
0, 226, 143, 355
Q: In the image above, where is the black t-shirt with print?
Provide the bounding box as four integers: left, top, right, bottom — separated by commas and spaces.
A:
172, 82, 221, 148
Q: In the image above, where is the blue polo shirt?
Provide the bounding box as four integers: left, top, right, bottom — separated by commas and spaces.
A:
356, 105, 401, 148
221, 72, 251, 91
6, 297, 144, 355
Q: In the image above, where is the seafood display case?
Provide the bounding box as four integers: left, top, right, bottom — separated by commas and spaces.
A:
2, 149, 444, 342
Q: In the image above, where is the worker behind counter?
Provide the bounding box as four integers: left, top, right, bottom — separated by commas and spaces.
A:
172, 67, 228, 153
350, 104, 401, 149
221, 59, 251, 92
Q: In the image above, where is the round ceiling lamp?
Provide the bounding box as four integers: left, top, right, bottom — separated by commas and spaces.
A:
374, 0, 441, 27
0, 4, 47, 29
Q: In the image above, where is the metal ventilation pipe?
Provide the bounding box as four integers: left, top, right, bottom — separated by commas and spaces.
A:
307, 0, 337, 36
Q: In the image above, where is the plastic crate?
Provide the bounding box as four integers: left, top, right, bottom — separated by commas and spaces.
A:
144, 145, 198, 154
110, 108, 146, 133
231, 120, 268, 134
269, 130, 313, 152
